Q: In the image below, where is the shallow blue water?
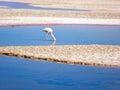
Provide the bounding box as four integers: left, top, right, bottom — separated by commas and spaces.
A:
0, 25, 120, 89
0, 25, 120, 46
0, 55, 120, 90
0, 1, 88, 12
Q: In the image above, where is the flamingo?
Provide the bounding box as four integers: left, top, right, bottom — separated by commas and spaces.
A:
43, 27, 56, 41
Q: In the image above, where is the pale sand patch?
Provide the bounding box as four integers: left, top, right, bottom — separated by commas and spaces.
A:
0, 6, 9, 9
0, 17, 120, 26
0, 45, 120, 67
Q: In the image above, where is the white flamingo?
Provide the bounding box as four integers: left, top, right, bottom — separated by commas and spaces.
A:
43, 27, 56, 41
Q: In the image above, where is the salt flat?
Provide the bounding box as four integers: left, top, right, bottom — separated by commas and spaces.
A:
0, 45, 120, 67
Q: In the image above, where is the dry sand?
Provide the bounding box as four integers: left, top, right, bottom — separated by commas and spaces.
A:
0, 0, 120, 25
0, 17, 120, 26
0, 45, 120, 67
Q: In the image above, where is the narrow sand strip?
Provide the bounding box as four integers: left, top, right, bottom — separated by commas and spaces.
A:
0, 17, 120, 26
0, 45, 120, 67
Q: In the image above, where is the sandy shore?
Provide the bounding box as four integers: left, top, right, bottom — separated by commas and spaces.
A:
0, 0, 120, 25
0, 45, 120, 67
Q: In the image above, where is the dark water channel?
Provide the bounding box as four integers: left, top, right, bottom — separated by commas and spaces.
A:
0, 55, 120, 90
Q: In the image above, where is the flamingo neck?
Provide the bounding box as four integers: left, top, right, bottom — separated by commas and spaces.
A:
51, 33, 56, 41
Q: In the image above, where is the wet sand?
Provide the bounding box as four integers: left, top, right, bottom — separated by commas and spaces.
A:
0, 45, 120, 67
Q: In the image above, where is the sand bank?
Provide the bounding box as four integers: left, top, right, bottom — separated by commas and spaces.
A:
0, 45, 120, 67
0, 17, 120, 26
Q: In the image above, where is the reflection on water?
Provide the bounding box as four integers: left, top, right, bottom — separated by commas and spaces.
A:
0, 55, 120, 90
45, 40, 56, 45
0, 1, 89, 12
0, 25, 120, 46
51, 40, 56, 45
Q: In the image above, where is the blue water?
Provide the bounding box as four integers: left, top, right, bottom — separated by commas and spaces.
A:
0, 25, 120, 46
0, 25, 120, 89
0, 1, 88, 12
0, 55, 120, 90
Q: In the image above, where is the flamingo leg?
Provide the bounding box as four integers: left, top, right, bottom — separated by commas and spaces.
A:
46, 33, 50, 41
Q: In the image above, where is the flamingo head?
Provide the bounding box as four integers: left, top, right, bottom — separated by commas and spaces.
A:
43, 27, 53, 34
